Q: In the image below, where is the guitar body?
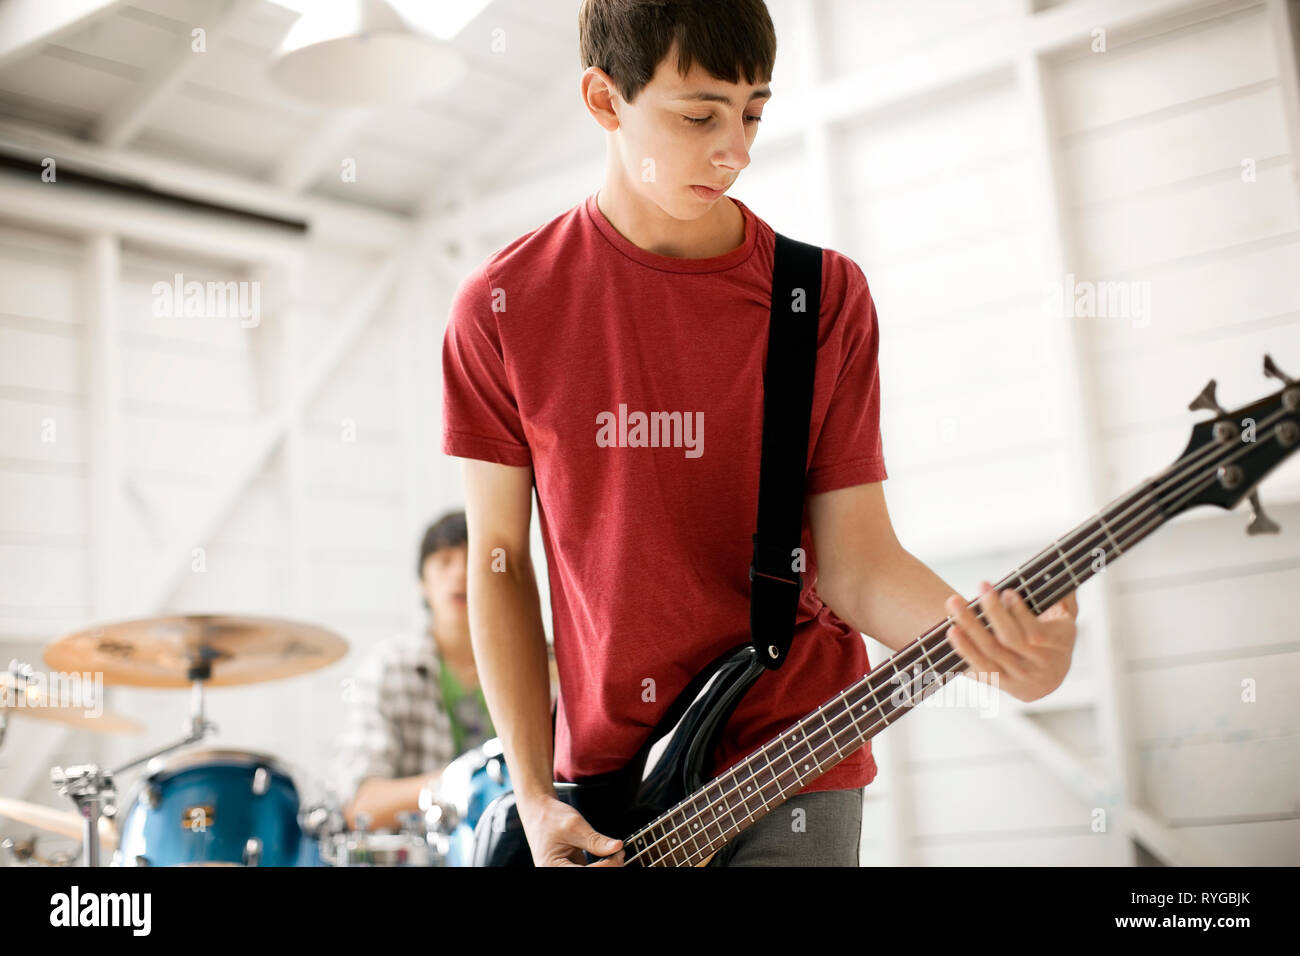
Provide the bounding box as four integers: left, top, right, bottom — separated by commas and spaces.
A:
472, 643, 765, 867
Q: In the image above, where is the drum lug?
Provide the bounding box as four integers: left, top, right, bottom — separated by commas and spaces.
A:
252, 767, 270, 795
243, 837, 262, 867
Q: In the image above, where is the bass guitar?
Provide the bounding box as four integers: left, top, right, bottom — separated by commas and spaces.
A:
473, 355, 1300, 866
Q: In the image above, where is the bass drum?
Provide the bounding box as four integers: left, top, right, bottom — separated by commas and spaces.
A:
113, 749, 322, 867
424, 737, 511, 867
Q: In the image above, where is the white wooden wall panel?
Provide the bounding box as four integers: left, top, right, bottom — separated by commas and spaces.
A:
1073, 164, 1296, 276
822, 0, 1023, 80
1052, 6, 1278, 137
0, 398, 84, 464
1047, 2, 1300, 865
1060, 85, 1289, 205
1087, 239, 1300, 354
0, 327, 81, 394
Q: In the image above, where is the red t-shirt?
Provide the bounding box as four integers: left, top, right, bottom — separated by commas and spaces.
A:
441, 192, 887, 795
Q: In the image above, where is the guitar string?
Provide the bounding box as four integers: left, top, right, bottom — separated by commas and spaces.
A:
624, 409, 1289, 866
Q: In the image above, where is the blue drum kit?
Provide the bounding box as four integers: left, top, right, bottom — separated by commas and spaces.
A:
0, 614, 511, 868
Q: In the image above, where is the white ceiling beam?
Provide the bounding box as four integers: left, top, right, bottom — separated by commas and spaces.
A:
0, 118, 412, 251
268, 109, 373, 194
0, 0, 125, 70
0, 168, 306, 263
93, 0, 258, 148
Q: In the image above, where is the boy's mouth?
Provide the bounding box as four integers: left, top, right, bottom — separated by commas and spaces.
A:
691, 184, 725, 200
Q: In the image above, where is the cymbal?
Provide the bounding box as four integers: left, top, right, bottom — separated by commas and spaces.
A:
0, 797, 118, 852
44, 614, 349, 688
0, 675, 143, 734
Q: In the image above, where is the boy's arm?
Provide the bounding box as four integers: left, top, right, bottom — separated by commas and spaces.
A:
460, 457, 624, 866
345, 772, 443, 832
461, 457, 556, 804
808, 482, 1079, 703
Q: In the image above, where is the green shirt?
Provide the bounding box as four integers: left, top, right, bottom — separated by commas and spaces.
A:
438, 653, 495, 756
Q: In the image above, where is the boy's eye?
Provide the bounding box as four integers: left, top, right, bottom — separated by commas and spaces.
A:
682, 114, 763, 125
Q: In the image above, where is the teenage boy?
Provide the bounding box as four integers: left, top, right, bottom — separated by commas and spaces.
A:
441, 0, 1079, 867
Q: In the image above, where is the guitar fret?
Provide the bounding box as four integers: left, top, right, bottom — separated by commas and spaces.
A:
788, 727, 817, 779
1098, 514, 1124, 556
1054, 538, 1083, 588
1014, 568, 1041, 614
887, 655, 912, 710
777, 732, 801, 792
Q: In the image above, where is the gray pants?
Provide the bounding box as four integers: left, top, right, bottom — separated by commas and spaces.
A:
704, 787, 864, 867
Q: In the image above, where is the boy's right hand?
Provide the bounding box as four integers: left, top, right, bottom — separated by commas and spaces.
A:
516, 792, 624, 867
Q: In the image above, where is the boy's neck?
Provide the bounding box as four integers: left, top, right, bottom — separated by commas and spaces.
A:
596, 179, 744, 259
429, 620, 474, 668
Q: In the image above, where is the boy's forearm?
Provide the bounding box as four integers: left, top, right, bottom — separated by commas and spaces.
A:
467, 550, 557, 804
826, 547, 963, 656
346, 772, 439, 831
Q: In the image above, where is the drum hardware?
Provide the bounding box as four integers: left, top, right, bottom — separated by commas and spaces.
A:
33, 613, 349, 867
0, 796, 120, 852
48, 764, 115, 867
1, 834, 78, 867
421, 737, 512, 866
319, 814, 436, 867
48, 674, 219, 867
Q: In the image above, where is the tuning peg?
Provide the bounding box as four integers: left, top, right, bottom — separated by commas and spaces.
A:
1264, 354, 1295, 386
1189, 379, 1227, 415
1246, 489, 1280, 535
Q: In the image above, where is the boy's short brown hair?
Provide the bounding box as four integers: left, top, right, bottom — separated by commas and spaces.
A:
579, 0, 777, 105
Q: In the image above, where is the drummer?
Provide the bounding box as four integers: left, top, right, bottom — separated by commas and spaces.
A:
331, 510, 495, 832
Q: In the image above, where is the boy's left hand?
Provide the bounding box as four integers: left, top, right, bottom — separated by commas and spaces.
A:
943, 580, 1079, 703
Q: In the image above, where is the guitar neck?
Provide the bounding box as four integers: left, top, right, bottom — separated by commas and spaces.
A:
624, 471, 1180, 867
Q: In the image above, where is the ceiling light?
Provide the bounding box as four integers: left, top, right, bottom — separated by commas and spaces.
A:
269, 0, 470, 108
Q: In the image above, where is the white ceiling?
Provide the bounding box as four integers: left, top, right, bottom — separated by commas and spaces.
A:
0, 0, 587, 215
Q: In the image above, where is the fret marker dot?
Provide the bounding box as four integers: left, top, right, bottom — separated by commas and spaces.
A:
804, 763, 810, 771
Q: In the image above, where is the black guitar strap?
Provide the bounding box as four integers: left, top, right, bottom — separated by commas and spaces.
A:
749, 232, 821, 670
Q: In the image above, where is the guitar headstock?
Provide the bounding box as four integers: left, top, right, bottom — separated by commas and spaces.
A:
1166, 355, 1300, 531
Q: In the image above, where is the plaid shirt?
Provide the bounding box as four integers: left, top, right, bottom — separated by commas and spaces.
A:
330, 630, 491, 805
